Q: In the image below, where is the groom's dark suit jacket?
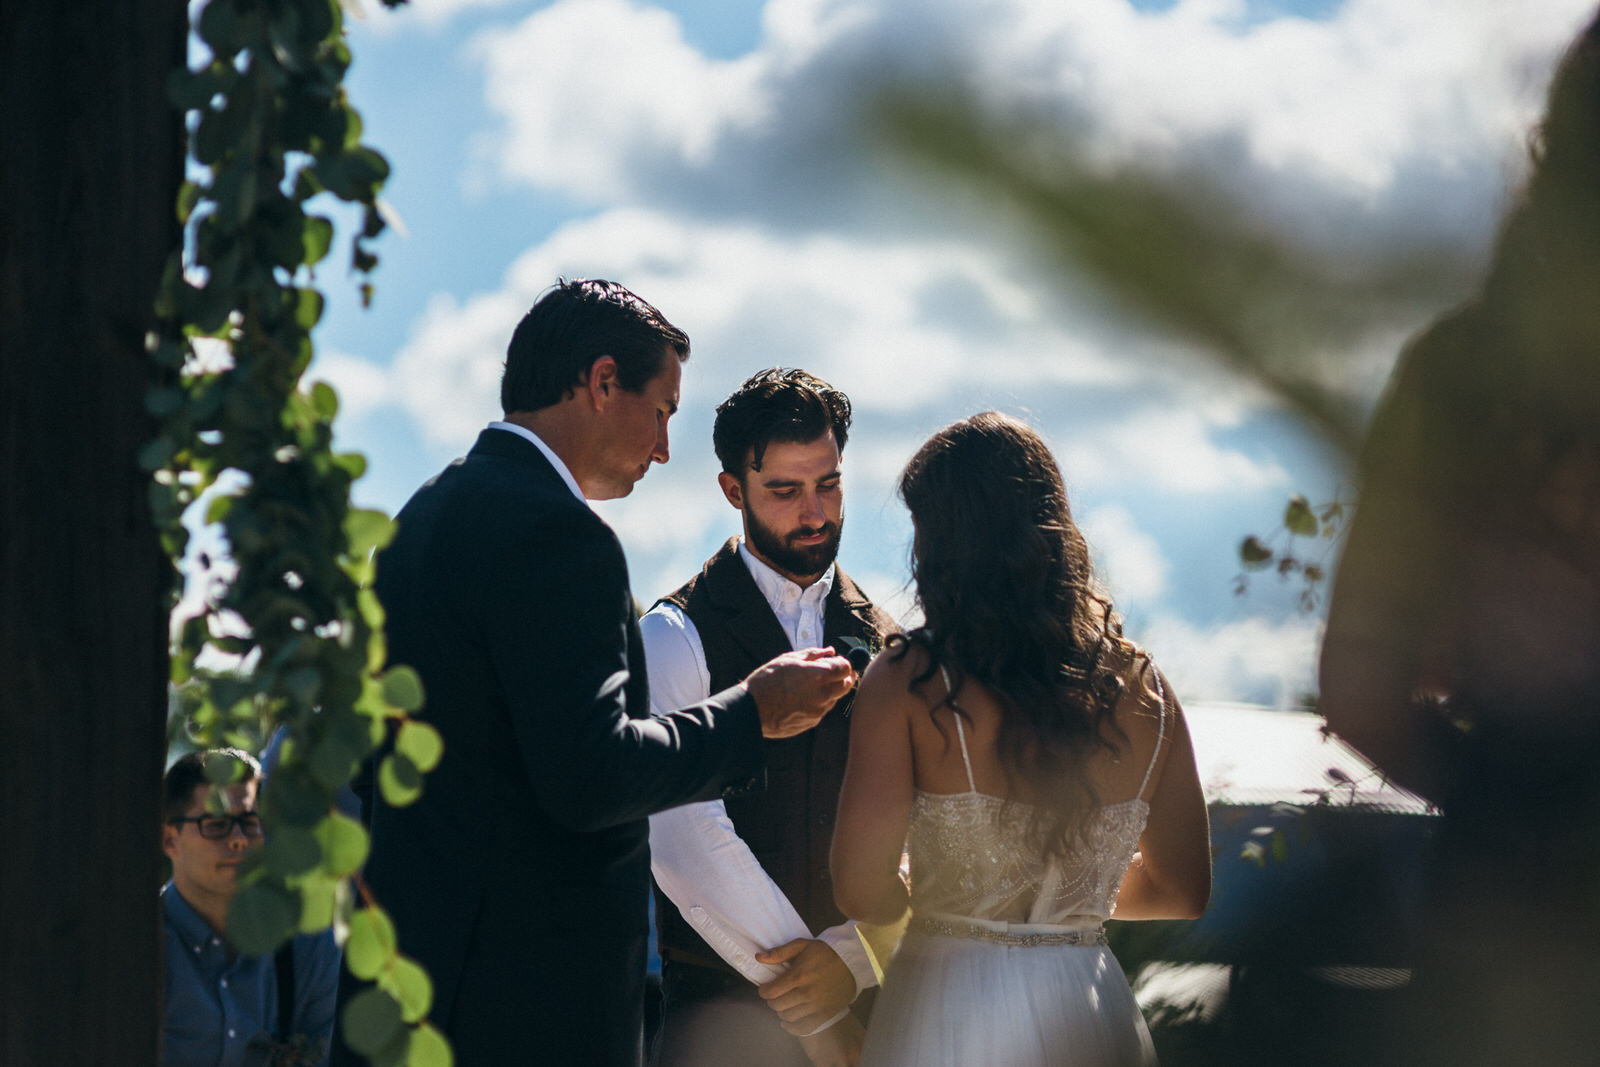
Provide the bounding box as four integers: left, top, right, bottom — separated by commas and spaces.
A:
348, 428, 767, 1065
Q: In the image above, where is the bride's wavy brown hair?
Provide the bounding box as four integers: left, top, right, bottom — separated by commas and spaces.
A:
894, 411, 1134, 857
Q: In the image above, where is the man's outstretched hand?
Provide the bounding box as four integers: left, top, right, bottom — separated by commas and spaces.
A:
744, 648, 856, 739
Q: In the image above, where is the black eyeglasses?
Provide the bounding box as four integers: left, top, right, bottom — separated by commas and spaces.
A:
167, 812, 264, 839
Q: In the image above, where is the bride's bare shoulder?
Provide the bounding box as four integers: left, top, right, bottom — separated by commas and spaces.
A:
859, 634, 946, 710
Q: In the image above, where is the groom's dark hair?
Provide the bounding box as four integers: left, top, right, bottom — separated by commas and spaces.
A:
713, 367, 852, 476
501, 278, 690, 414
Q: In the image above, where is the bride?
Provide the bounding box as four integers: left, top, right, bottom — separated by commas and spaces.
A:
831, 412, 1211, 1066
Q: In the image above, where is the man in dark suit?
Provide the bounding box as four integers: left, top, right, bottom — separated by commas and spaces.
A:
344, 280, 855, 1065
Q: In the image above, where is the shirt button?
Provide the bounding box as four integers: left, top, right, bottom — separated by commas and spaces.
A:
227, 1029, 236, 1038
220, 979, 227, 989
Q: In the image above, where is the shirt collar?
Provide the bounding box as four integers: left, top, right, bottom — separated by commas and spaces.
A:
487, 421, 587, 506
736, 538, 835, 610
161, 880, 217, 951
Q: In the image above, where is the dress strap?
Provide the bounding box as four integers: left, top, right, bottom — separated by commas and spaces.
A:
939, 664, 978, 794
1136, 668, 1168, 801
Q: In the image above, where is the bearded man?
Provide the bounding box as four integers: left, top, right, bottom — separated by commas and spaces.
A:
644, 368, 898, 1067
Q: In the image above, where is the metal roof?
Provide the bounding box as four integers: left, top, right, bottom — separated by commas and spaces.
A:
1185, 702, 1434, 815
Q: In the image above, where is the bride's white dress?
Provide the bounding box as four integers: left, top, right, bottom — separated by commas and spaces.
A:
861, 673, 1164, 1067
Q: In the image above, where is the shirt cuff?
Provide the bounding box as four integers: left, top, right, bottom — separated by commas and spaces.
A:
797, 1007, 852, 1038
818, 923, 877, 993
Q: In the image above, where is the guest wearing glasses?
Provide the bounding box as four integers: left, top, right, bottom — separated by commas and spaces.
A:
161, 748, 339, 1067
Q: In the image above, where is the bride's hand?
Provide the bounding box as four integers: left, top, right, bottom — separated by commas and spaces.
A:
798, 1014, 864, 1067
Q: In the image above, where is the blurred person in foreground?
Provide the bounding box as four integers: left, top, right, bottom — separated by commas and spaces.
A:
831, 412, 1211, 1066
646, 369, 897, 1067
162, 749, 339, 1066
340, 279, 855, 1065
1320, 10, 1600, 1065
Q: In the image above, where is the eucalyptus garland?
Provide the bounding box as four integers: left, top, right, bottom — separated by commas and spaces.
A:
150, 1, 448, 1063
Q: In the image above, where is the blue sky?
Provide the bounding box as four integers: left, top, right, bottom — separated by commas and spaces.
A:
295, 0, 1595, 706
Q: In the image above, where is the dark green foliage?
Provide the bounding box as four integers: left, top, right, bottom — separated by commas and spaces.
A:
154, 1, 447, 1063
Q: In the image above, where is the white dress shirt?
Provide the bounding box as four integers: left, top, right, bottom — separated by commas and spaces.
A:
644, 541, 876, 1026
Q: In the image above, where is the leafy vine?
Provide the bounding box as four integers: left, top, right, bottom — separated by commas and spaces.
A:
150, 1, 447, 1063
1234, 489, 1356, 612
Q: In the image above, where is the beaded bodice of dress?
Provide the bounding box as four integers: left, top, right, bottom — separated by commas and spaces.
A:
906, 669, 1164, 924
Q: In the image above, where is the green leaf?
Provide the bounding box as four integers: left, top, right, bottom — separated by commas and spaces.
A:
296, 871, 339, 934
314, 812, 370, 877
177, 180, 203, 225
197, 0, 258, 57
203, 750, 251, 785
1283, 494, 1319, 537
378, 753, 422, 807
293, 287, 325, 330
342, 988, 404, 1056
346, 146, 391, 188
309, 380, 339, 420
405, 1023, 453, 1067
378, 956, 433, 1023
358, 588, 387, 632
205, 493, 236, 525
138, 436, 177, 472
263, 771, 330, 829
346, 508, 396, 559
305, 734, 362, 793
300, 883, 340, 940
332, 451, 367, 480
227, 880, 298, 955
1238, 536, 1272, 567
264, 826, 323, 878
395, 721, 443, 774
345, 907, 398, 981
303, 215, 335, 266
379, 666, 424, 712
370, 1029, 414, 1067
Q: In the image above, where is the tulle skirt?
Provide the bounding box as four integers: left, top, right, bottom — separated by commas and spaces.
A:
861, 925, 1157, 1067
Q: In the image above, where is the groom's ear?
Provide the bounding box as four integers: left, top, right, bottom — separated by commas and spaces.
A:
585, 356, 620, 410
718, 471, 745, 511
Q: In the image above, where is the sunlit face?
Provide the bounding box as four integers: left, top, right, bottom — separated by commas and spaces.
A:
162, 779, 261, 915
720, 431, 844, 586
590, 349, 680, 500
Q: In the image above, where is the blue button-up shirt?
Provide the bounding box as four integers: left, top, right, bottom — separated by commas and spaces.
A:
161, 882, 340, 1066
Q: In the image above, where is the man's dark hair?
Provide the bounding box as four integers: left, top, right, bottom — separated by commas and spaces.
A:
500, 278, 690, 414
712, 368, 852, 476
163, 748, 261, 821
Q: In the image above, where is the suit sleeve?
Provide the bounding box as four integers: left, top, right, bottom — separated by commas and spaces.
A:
482, 513, 764, 832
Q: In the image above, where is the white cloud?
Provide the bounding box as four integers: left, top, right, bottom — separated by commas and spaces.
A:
472, 0, 769, 201
1061, 407, 1290, 495
467, 0, 1592, 256
381, 207, 1145, 452
1081, 503, 1170, 608
310, 349, 395, 420
388, 288, 524, 448
1137, 611, 1323, 707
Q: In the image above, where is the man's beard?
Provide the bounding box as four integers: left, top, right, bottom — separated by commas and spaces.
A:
746, 509, 843, 584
